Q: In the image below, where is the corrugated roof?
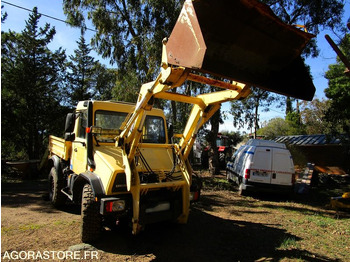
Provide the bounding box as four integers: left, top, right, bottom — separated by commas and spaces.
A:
274, 134, 343, 145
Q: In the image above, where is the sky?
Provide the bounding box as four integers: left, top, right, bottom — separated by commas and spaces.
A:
2, 0, 350, 133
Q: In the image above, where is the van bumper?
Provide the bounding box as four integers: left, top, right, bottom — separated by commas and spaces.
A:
243, 181, 294, 193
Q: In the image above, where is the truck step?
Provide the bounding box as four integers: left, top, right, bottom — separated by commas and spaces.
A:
61, 188, 73, 201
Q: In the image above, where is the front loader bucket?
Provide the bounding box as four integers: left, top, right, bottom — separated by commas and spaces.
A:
166, 0, 316, 100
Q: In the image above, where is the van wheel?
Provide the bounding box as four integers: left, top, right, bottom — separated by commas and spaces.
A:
238, 179, 246, 196
48, 167, 66, 207
226, 171, 232, 183
81, 183, 101, 243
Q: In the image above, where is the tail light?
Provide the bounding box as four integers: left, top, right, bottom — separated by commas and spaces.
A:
244, 169, 250, 179
190, 191, 200, 202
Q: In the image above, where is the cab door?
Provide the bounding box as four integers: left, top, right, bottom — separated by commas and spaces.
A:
71, 110, 88, 174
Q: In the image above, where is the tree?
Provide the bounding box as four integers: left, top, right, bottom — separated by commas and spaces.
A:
67, 34, 98, 106
257, 118, 290, 139
285, 111, 306, 135
230, 88, 281, 138
299, 98, 331, 134
1, 5, 7, 24
1, 7, 67, 160
94, 64, 117, 101
63, 0, 183, 83
257, 115, 305, 139
324, 32, 350, 136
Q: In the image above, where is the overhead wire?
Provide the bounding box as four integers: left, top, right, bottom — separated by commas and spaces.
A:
2, 0, 97, 33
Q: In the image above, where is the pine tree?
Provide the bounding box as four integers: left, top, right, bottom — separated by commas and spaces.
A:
1, 7, 67, 160
67, 34, 98, 106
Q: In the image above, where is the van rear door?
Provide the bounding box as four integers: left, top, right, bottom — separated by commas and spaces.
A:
250, 147, 272, 184
271, 148, 294, 186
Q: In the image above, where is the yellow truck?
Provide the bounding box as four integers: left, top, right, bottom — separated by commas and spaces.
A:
48, 0, 316, 243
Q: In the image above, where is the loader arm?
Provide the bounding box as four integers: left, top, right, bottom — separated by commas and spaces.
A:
118, 41, 252, 161
116, 0, 316, 235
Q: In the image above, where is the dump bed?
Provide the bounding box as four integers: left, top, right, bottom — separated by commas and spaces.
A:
49, 135, 72, 161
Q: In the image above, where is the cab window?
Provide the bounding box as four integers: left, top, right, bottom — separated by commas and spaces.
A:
77, 110, 88, 139
142, 116, 166, 144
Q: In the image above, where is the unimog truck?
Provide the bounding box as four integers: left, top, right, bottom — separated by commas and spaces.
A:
48, 0, 316, 243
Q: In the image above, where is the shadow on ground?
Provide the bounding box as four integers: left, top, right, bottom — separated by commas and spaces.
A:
1, 177, 343, 261
91, 206, 338, 262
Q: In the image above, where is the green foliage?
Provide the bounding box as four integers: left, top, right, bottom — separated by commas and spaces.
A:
219, 131, 244, 148
299, 98, 331, 134
285, 111, 306, 135
257, 114, 306, 140
1, 7, 68, 160
94, 65, 117, 101
324, 33, 350, 136
67, 34, 98, 106
63, 0, 184, 84
230, 87, 282, 137
257, 118, 290, 139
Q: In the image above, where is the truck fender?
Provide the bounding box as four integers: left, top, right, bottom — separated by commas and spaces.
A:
48, 155, 63, 178
72, 172, 105, 201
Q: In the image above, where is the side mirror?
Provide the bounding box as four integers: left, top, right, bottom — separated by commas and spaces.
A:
65, 113, 76, 141
168, 124, 173, 143
65, 113, 75, 133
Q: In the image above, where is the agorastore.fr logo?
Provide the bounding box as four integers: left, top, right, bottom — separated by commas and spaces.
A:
2, 250, 99, 260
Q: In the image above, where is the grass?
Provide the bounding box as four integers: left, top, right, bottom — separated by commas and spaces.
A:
2, 223, 44, 234
202, 177, 236, 191
279, 236, 300, 250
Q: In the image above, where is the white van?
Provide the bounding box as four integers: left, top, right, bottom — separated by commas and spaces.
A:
226, 139, 295, 195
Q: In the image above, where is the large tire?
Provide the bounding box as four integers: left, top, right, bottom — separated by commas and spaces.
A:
48, 167, 66, 207
81, 183, 101, 243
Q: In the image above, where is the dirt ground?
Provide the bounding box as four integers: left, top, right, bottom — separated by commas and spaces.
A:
1, 173, 350, 262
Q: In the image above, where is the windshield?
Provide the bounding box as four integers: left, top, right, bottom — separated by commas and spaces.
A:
95, 110, 128, 142
94, 110, 166, 144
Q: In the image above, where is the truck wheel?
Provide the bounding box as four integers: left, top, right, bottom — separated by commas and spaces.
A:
48, 167, 66, 207
81, 183, 101, 243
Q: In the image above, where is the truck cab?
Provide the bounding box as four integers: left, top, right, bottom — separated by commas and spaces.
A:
49, 100, 196, 242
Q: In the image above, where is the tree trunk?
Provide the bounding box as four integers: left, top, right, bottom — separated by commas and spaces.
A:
254, 101, 259, 139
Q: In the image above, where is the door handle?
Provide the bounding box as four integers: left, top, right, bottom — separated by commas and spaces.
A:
272, 173, 276, 179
